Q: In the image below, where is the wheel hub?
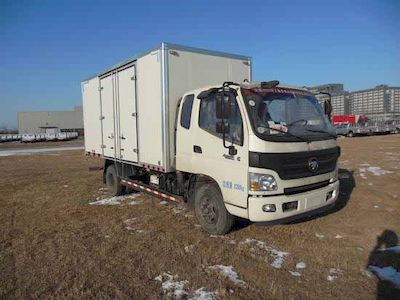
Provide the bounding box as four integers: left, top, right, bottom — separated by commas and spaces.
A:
200, 197, 218, 225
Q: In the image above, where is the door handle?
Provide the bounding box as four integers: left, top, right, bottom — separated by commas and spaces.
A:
193, 145, 202, 153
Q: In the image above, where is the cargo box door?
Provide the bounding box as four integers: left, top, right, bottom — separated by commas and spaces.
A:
100, 74, 116, 158
116, 65, 138, 162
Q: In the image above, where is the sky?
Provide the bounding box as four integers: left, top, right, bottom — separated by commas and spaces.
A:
1, 0, 399, 128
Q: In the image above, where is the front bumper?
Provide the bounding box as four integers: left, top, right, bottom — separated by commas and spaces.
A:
248, 180, 339, 222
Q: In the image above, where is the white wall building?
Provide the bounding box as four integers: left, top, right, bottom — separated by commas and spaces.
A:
18, 106, 83, 134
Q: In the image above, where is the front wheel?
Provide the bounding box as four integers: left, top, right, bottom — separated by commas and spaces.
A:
194, 183, 234, 235
347, 131, 354, 138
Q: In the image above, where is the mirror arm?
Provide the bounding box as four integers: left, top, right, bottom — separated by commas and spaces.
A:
316, 91, 332, 121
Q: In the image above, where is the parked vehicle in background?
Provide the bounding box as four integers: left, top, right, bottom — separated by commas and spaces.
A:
83, 43, 340, 235
334, 123, 357, 137
45, 133, 57, 141
0, 135, 7, 143
57, 132, 68, 141
385, 120, 400, 134
21, 134, 36, 143
331, 114, 368, 126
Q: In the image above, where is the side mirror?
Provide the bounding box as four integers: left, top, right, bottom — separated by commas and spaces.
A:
216, 92, 231, 119
324, 99, 332, 116
216, 120, 230, 134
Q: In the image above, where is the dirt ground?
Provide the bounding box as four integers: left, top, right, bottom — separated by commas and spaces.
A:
0, 135, 399, 299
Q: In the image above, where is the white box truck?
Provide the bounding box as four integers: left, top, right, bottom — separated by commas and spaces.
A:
82, 43, 340, 234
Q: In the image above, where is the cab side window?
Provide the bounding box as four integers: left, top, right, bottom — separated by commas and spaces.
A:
199, 93, 243, 145
180, 94, 194, 129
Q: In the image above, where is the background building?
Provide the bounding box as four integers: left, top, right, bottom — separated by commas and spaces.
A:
18, 106, 83, 134
309, 83, 400, 121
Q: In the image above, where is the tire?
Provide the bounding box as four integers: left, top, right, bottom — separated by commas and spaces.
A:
194, 182, 234, 235
105, 165, 125, 196
347, 131, 354, 138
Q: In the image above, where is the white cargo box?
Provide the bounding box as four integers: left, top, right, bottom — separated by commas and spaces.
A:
82, 43, 251, 172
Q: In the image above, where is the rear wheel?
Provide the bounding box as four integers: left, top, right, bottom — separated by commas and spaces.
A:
105, 165, 125, 196
347, 131, 354, 138
194, 183, 234, 235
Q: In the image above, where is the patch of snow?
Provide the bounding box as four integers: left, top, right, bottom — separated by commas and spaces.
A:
154, 273, 189, 298
315, 233, 325, 239
296, 262, 306, 269
159, 201, 168, 205
173, 207, 184, 214
327, 275, 337, 282
208, 265, 247, 287
89, 193, 141, 206
184, 245, 194, 254
63, 185, 69, 188
360, 165, 393, 178
359, 168, 367, 179
189, 288, 218, 300
361, 269, 373, 278
357, 247, 365, 252
241, 239, 289, 269
89, 195, 127, 205
373, 205, 379, 209
327, 268, 341, 282
368, 266, 400, 288
335, 235, 343, 239
128, 200, 140, 205
289, 271, 301, 277
0, 146, 84, 157
228, 240, 237, 245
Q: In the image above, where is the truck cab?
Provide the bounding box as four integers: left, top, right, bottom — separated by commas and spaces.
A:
175, 81, 340, 233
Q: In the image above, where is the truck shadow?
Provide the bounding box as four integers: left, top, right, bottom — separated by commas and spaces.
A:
285, 168, 355, 224
367, 229, 400, 299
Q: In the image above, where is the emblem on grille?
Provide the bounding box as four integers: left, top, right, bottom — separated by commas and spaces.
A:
308, 158, 319, 172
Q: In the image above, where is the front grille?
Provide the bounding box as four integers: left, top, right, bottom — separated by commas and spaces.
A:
249, 147, 340, 180
284, 180, 330, 195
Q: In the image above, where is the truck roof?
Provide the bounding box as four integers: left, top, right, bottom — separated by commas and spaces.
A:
82, 43, 251, 82
185, 82, 312, 96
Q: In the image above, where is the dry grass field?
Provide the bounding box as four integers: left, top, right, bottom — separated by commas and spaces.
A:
0, 135, 399, 299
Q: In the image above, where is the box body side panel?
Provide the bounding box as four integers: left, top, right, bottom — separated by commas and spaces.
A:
82, 78, 103, 154
136, 51, 164, 168
167, 49, 251, 170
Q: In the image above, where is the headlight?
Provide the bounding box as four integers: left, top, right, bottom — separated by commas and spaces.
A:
249, 172, 278, 191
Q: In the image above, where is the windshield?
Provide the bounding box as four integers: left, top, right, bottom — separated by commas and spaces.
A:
242, 87, 336, 142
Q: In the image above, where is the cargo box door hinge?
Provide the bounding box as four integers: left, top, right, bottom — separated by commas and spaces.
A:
131, 112, 138, 117
133, 148, 138, 153
101, 144, 106, 149
98, 86, 103, 91
99, 116, 105, 120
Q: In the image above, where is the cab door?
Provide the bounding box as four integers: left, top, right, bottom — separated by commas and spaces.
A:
184, 91, 249, 209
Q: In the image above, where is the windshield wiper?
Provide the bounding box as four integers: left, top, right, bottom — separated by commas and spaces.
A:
266, 127, 311, 143
304, 128, 337, 139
